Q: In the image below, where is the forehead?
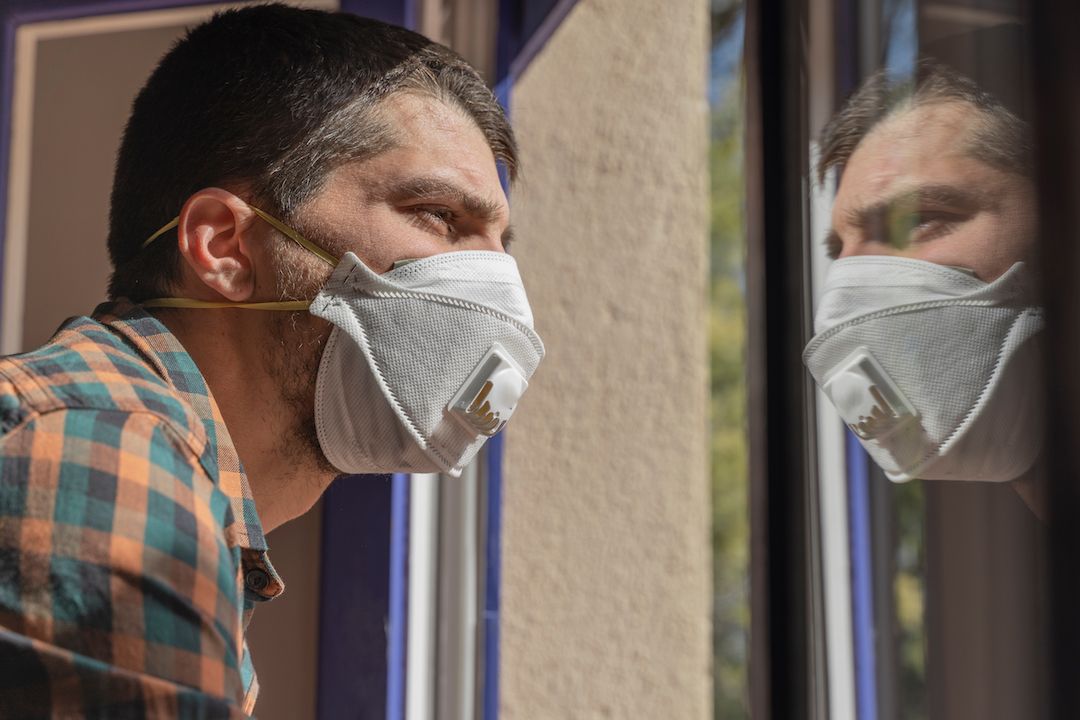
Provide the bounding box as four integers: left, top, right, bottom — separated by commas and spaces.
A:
361, 92, 507, 206
834, 101, 986, 209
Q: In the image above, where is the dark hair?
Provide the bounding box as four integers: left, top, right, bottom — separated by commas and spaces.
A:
817, 60, 1030, 184
107, 3, 516, 301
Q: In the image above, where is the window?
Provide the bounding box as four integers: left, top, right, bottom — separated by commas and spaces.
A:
746, 0, 1052, 717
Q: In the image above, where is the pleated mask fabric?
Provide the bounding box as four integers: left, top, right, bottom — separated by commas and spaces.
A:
803, 257, 1043, 482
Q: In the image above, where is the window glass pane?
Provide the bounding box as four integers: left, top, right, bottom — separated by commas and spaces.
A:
806, 1, 1047, 717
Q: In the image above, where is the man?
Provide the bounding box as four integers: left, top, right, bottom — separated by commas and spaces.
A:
0, 4, 543, 716
803, 59, 1044, 515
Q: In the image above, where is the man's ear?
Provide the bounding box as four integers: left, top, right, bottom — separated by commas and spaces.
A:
175, 188, 258, 302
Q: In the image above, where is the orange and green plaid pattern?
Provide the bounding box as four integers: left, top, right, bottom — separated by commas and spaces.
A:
0, 301, 283, 718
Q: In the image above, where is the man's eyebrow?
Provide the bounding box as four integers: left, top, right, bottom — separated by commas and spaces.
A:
844, 183, 990, 228
380, 176, 506, 224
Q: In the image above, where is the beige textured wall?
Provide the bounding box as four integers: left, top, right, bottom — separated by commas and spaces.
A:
503, 1, 712, 717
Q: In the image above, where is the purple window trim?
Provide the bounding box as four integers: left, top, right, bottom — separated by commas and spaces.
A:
495, 0, 579, 86
339, 0, 406, 26
384, 472, 409, 720
846, 431, 878, 720
316, 474, 399, 720
481, 431, 506, 720
481, 51, 513, 719
508, 0, 578, 81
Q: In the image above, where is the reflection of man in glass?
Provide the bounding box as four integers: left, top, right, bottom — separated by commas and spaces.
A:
804, 61, 1045, 515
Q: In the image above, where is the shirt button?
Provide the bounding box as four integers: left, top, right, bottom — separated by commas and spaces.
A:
245, 568, 270, 592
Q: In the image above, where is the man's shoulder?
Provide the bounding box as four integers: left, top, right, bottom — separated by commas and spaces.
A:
0, 404, 249, 710
0, 314, 206, 454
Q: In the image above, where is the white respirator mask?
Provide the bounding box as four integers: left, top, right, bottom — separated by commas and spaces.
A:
802, 256, 1043, 483
140, 205, 545, 478
309, 250, 544, 477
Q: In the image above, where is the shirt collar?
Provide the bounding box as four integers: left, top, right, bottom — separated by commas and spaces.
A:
92, 299, 271, 555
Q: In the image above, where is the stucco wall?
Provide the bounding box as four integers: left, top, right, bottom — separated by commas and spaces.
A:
503, 1, 712, 717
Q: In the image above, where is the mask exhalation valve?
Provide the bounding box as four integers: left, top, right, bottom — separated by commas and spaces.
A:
448, 343, 529, 437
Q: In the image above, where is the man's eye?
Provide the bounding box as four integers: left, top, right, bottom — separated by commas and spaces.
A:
909, 210, 962, 242
410, 207, 456, 234
880, 209, 962, 248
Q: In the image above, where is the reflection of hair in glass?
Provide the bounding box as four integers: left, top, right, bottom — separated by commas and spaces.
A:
817, 60, 1031, 183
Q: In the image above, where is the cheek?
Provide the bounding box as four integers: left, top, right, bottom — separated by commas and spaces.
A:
995, 197, 1039, 263
355, 208, 461, 273
329, 208, 407, 273
969, 209, 1037, 280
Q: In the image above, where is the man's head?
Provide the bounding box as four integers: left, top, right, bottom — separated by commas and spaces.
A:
818, 61, 1035, 281
108, 3, 516, 301
109, 5, 524, 515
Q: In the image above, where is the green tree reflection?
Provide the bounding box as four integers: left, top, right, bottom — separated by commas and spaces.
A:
710, 3, 748, 717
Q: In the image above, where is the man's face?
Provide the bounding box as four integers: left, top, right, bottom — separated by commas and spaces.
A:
827, 100, 1036, 281
258, 92, 511, 475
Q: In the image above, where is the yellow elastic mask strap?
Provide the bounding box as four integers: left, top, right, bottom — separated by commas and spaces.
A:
142, 217, 179, 248
140, 204, 339, 267
247, 206, 339, 267
138, 203, 339, 311
139, 298, 312, 311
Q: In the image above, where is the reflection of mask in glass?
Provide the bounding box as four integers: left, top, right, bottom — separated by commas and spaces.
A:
141, 205, 545, 478
803, 257, 1043, 482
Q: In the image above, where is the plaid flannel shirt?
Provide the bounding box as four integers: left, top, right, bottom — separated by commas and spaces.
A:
0, 301, 284, 718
